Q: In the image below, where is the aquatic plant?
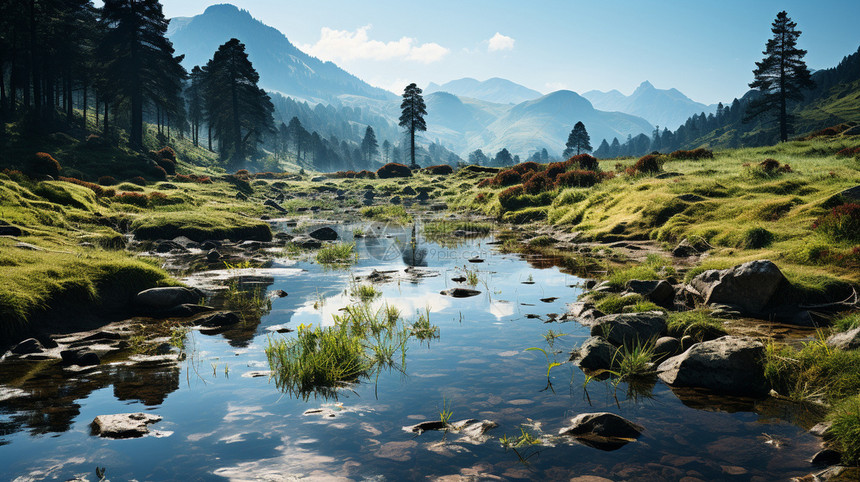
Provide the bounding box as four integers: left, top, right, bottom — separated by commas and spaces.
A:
223, 280, 272, 323
465, 268, 480, 287
349, 282, 381, 302
439, 398, 454, 425
612, 341, 657, 379
412, 306, 440, 341
315, 242, 357, 265
542, 329, 567, 348
764, 339, 860, 403
499, 426, 541, 449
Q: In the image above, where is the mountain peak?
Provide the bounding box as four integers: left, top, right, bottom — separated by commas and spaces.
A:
636, 80, 655, 91
203, 3, 242, 15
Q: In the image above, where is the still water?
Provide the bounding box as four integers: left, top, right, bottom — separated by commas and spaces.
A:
0, 225, 822, 480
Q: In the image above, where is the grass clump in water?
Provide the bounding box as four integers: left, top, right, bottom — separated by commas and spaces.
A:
412, 307, 440, 341
612, 341, 657, 379
223, 281, 272, 323
360, 205, 412, 224
350, 282, 381, 302
315, 242, 357, 266
667, 309, 728, 341
764, 339, 860, 403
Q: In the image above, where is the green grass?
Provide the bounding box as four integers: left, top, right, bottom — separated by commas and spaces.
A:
612, 341, 657, 379
607, 254, 675, 288
834, 312, 860, 332
223, 281, 272, 323
594, 293, 647, 314
829, 394, 860, 465
499, 427, 541, 449
764, 340, 860, 403
412, 307, 440, 341
423, 220, 494, 238
130, 210, 272, 242
349, 282, 381, 303
315, 242, 357, 265
360, 205, 412, 224
666, 309, 728, 341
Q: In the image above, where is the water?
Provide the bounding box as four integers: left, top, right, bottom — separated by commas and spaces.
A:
0, 226, 823, 480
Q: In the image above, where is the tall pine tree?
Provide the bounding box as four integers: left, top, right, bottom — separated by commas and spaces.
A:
745, 11, 814, 142
360, 125, 378, 167
564, 121, 592, 157
399, 83, 426, 168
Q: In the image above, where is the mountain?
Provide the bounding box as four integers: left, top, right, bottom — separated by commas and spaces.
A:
467, 91, 654, 156
167, 4, 395, 103
583, 81, 715, 130
425, 77, 543, 104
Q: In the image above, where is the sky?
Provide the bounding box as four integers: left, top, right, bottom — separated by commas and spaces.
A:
151, 0, 859, 105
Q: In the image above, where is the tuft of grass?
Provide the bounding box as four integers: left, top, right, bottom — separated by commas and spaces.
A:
829, 394, 860, 465
360, 205, 412, 224
764, 340, 860, 403
223, 281, 272, 323
612, 341, 656, 379
349, 282, 381, 303
607, 254, 674, 288
740, 226, 775, 249
412, 307, 440, 341
439, 398, 454, 425
834, 312, 860, 332
499, 426, 541, 449
666, 309, 728, 341
316, 242, 357, 265
594, 293, 646, 314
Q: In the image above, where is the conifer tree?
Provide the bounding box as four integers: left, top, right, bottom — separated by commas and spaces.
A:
360, 125, 378, 167
745, 11, 814, 142
564, 121, 592, 157
399, 83, 427, 168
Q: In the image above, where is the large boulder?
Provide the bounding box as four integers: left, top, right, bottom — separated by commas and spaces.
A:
440, 288, 481, 298
687, 260, 787, 314
559, 412, 644, 451
626, 280, 674, 305
827, 327, 860, 351
135, 287, 203, 311
566, 302, 605, 327
590, 311, 667, 347
10, 338, 44, 355
657, 336, 767, 396
570, 337, 617, 371
91, 413, 162, 439
308, 226, 338, 241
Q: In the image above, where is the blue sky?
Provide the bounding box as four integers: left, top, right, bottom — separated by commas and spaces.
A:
154, 0, 859, 105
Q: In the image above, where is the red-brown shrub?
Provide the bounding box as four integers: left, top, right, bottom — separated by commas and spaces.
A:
331, 171, 357, 178
498, 185, 525, 210
555, 170, 600, 188
837, 146, 860, 157
425, 164, 454, 175
153, 166, 168, 181
155, 146, 176, 161
522, 171, 553, 194
114, 192, 149, 207
59, 176, 111, 197
156, 158, 176, 175
631, 154, 662, 174
234, 169, 251, 178
377, 163, 412, 178
174, 174, 193, 182
494, 169, 522, 186
567, 154, 599, 171
129, 176, 147, 186
669, 148, 713, 160
356, 170, 376, 179
509, 161, 541, 175
98, 176, 117, 186
813, 203, 860, 241
759, 158, 781, 172
29, 152, 61, 178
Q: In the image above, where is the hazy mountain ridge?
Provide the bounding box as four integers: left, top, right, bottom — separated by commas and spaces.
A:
583, 81, 716, 131
167, 4, 396, 103
425, 77, 543, 104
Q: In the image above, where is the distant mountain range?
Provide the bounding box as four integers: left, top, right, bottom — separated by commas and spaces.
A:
425, 78, 543, 104
166, 4, 665, 158
167, 4, 395, 103
583, 81, 716, 131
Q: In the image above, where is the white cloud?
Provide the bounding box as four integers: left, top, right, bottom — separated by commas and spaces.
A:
487, 32, 515, 52
300, 25, 449, 64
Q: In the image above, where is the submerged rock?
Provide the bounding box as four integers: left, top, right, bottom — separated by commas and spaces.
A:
308, 226, 338, 241
570, 337, 617, 371
197, 311, 241, 328
440, 288, 481, 298
60, 349, 100, 367
91, 412, 162, 439
291, 235, 322, 249
687, 259, 787, 314
559, 412, 644, 451
403, 420, 447, 434
135, 287, 203, 311
657, 336, 767, 397
590, 311, 667, 347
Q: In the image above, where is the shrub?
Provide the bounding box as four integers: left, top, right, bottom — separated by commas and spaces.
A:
174, 174, 193, 183
555, 170, 600, 188
668, 148, 713, 160
152, 166, 168, 181
156, 158, 176, 175
494, 169, 522, 186
425, 164, 454, 175
129, 176, 147, 186
376, 163, 412, 178
631, 154, 662, 174
28, 152, 61, 178
510, 161, 541, 175
522, 171, 554, 194
813, 203, 860, 242
98, 176, 117, 186
356, 170, 376, 179
148, 191, 184, 206
741, 227, 775, 249
498, 185, 525, 210
836, 146, 860, 158
234, 169, 251, 178
113, 192, 149, 207
155, 146, 176, 162
331, 170, 357, 179
58, 176, 111, 198
567, 153, 599, 171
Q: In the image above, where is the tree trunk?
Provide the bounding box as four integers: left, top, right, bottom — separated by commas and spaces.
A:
103, 101, 109, 136
208, 124, 212, 151
29, 0, 40, 115
82, 82, 87, 127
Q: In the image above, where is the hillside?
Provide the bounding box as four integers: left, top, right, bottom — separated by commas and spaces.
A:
425, 77, 543, 104
167, 4, 396, 103
583, 81, 716, 131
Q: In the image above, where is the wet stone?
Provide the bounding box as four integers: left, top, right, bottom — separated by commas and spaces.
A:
91, 412, 162, 439
441, 288, 481, 298
10, 338, 44, 355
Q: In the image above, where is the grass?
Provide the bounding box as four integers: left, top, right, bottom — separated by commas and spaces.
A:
223, 281, 272, 323
130, 210, 272, 242
499, 426, 541, 449
829, 394, 860, 465
834, 311, 860, 332
764, 339, 860, 403
607, 254, 675, 288
423, 220, 494, 238
412, 307, 440, 341
666, 309, 728, 341
349, 282, 381, 303
594, 293, 647, 314
315, 242, 357, 265
612, 341, 657, 379
360, 205, 412, 224
439, 398, 454, 425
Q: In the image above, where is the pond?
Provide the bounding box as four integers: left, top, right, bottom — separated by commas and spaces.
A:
0, 223, 823, 480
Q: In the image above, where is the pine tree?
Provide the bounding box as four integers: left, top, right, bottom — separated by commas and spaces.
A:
360, 125, 378, 167
203, 38, 274, 164
187, 66, 204, 147
382, 139, 391, 163
399, 83, 427, 168
745, 11, 814, 142
594, 139, 610, 158
564, 121, 592, 157
98, 0, 186, 148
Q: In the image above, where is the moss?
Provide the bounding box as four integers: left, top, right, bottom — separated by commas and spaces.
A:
666, 310, 728, 341
131, 211, 272, 242
595, 293, 647, 314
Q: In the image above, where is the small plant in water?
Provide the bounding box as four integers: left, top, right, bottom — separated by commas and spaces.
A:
412, 306, 440, 341
316, 242, 357, 266
543, 329, 567, 348
224, 280, 272, 323
439, 398, 454, 425
465, 268, 480, 287
349, 280, 381, 302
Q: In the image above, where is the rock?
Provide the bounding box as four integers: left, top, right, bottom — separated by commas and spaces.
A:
136, 287, 203, 311
626, 280, 674, 305
451, 276, 467, 283
559, 412, 644, 451
653, 336, 682, 362
657, 336, 767, 396
672, 240, 698, 257
687, 260, 787, 314
440, 288, 481, 298
206, 249, 222, 261
363, 190, 375, 200
567, 302, 605, 326
197, 312, 241, 328
308, 226, 338, 241
310, 176, 326, 182
827, 327, 860, 351
590, 311, 667, 347
467, 257, 484, 263
291, 235, 321, 249
154, 240, 186, 253
809, 422, 832, 438
263, 199, 288, 213
403, 420, 448, 434
201, 240, 221, 250
239, 240, 263, 250
451, 419, 498, 441
810, 449, 842, 466
838, 184, 860, 202
60, 349, 100, 366
570, 337, 617, 370
390, 196, 401, 204
91, 413, 162, 439
0, 225, 22, 236
159, 303, 215, 318
271, 289, 288, 298
10, 338, 44, 355
430, 202, 448, 211
401, 186, 416, 195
